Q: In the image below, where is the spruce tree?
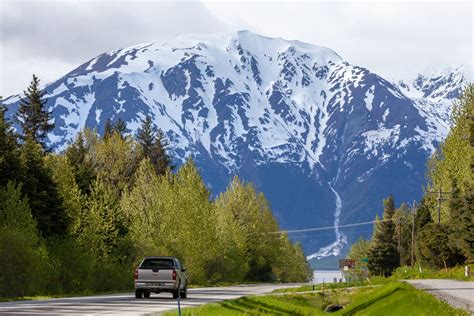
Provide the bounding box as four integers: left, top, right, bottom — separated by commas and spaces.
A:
136, 116, 173, 176
368, 195, 400, 276
114, 118, 127, 137
137, 116, 156, 157
104, 119, 114, 139
372, 195, 397, 246
15, 75, 54, 148
19, 140, 67, 236
415, 198, 432, 231
0, 103, 23, 186
461, 184, 474, 262
65, 131, 96, 194
418, 223, 465, 269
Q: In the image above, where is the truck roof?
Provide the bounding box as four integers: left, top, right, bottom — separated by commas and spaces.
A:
143, 256, 177, 259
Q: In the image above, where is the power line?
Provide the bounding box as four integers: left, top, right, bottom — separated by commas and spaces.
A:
289, 229, 374, 239
270, 217, 399, 234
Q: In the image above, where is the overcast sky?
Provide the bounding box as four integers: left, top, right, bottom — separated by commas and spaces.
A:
0, 0, 472, 96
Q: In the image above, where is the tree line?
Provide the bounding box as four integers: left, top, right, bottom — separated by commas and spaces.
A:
349, 84, 474, 277
0, 75, 311, 298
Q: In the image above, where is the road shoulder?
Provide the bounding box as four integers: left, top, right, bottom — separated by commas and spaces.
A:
405, 279, 474, 314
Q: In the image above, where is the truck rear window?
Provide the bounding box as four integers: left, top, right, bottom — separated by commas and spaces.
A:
140, 258, 175, 269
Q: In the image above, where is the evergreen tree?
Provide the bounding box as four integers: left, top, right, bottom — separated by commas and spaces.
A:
415, 198, 432, 232
65, 131, 96, 194
367, 243, 400, 277
461, 184, 474, 262
104, 119, 114, 139
418, 223, 465, 269
136, 116, 173, 176
15, 75, 54, 148
0, 103, 23, 186
136, 116, 155, 156
19, 140, 67, 236
368, 195, 400, 276
114, 118, 127, 137
372, 195, 397, 246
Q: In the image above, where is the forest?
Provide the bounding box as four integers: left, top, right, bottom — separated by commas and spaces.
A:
0, 75, 311, 298
350, 85, 474, 277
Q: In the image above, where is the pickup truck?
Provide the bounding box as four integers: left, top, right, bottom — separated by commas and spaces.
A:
134, 256, 188, 299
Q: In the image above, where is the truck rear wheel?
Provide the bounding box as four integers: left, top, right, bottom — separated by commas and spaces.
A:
180, 287, 187, 299
135, 289, 143, 299
143, 291, 150, 299
172, 290, 179, 299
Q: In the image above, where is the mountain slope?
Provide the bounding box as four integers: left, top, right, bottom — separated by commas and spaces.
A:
3, 31, 468, 262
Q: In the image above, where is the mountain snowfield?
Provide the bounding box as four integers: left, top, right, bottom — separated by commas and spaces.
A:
3, 31, 470, 263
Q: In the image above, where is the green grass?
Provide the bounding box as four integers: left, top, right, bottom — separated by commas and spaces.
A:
0, 289, 132, 302
164, 282, 469, 315
390, 265, 474, 281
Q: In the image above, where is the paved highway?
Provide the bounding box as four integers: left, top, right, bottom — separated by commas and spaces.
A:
406, 279, 474, 313
0, 283, 301, 315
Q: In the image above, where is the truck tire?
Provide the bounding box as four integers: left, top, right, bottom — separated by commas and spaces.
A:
180, 287, 187, 299
172, 290, 179, 299
143, 291, 150, 299
135, 289, 143, 299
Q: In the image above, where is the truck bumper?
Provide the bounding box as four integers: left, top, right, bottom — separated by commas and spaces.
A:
135, 282, 177, 291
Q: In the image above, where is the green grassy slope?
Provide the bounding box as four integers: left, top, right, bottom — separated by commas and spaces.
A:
164, 282, 468, 315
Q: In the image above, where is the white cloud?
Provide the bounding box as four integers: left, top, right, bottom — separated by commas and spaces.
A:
0, 0, 472, 96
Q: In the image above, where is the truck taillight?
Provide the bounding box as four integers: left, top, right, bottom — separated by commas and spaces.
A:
172, 269, 177, 280
134, 268, 138, 280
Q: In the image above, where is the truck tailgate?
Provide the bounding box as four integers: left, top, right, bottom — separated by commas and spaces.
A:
137, 268, 174, 283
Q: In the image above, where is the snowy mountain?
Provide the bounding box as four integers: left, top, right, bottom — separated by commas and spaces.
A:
3, 31, 469, 263
394, 66, 471, 153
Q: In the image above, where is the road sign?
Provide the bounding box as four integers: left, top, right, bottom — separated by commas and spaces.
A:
339, 259, 356, 270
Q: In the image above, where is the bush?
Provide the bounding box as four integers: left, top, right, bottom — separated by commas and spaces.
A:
0, 228, 44, 297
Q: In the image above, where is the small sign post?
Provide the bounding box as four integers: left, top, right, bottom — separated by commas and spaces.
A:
339, 259, 356, 282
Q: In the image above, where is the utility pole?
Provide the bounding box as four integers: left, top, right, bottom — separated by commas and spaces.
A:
429, 188, 450, 225
411, 201, 417, 269
397, 217, 402, 253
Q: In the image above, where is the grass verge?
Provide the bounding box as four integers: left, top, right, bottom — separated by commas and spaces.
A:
0, 289, 132, 303
163, 282, 469, 315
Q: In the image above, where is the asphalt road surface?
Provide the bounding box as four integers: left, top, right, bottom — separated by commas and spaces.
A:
406, 279, 474, 313
0, 284, 301, 315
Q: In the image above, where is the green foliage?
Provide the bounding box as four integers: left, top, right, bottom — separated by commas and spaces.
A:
348, 237, 371, 280
78, 178, 121, 259
1, 78, 309, 298
461, 183, 474, 262
368, 242, 400, 277
368, 196, 400, 277
426, 85, 473, 223
0, 104, 23, 186
65, 131, 96, 194
15, 74, 54, 148
157, 160, 218, 283
393, 204, 414, 266
19, 140, 68, 236
417, 223, 465, 269
0, 183, 44, 298
92, 132, 139, 196
44, 155, 84, 235
0, 228, 44, 298
0, 182, 37, 235
136, 116, 173, 175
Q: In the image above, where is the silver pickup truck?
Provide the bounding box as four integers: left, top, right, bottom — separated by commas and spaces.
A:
134, 256, 188, 299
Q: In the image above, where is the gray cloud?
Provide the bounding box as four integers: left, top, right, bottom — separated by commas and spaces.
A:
1, 0, 472, 96
0, 0, 228, 95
